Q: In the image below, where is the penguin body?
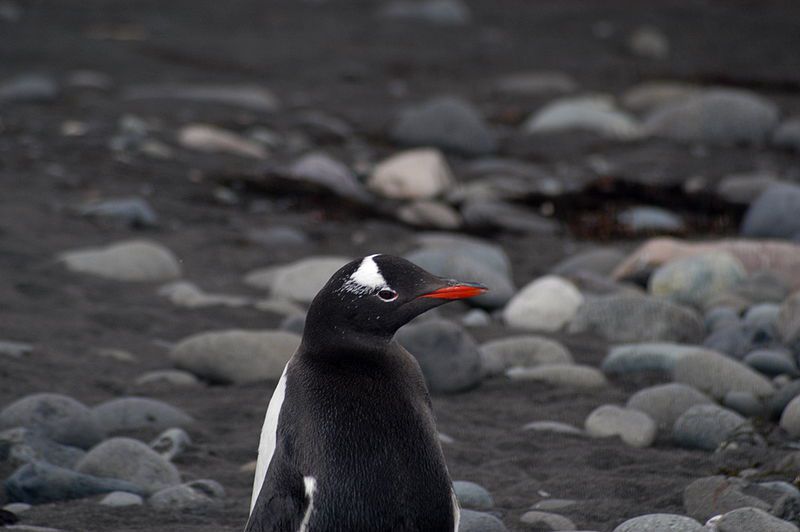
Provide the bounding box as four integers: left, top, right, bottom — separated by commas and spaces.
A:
246, 254, 485, 532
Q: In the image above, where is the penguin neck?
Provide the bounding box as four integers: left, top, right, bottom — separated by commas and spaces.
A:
299, 320, 395, 360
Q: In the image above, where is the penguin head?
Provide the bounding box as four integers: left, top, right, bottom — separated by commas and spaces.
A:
303, 254, 487, 348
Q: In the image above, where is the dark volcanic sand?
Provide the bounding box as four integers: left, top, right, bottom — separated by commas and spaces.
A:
2, 1, 800, 531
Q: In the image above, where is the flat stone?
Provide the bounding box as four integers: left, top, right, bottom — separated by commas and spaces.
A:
0, 393, 104, 449
134, 370, 200, 388
124, 84, 279, 112
585, 405, 657, 448
158, 281, 250, 309
613, 513, 704, 532
170, 329, 300, 385
378, 0, 471, 26
673, 404, 747, 451
368, 148, 454, 200
100, 491, 144, 507
480, 335, 572, 377
618, 206, 685, 233
522, 421, 584, 436
78, 197, 158, 228
494, 71, 577, 96
178, 124, 267, 159
0, 341, 33, 358
683, 476, 772, 523
148, 480, 224, 512
773, 117, 800, 152
59, 240, 181, 282
741, 182, 800, 239
458, 509, 508, 532
460, 199, 561, 234
717, 507, 799, 532
92, 397, 193, 435
397, 200, 462, 230
621, 81, 701, 113
0, 427, 86, 469
716, 172, 778, 205
0, 74, 58, 103
288, 152, 370, 202
672, 349, 775, 399
503, 276, 583, 332
626, 383, 713, 430
744, 349, 798, 377
649, 252, 746, 308
523, 95, 642, 140
507, 364, 607, 389
779, 395, 800, 438
551, 248, 625, 278
602, 343, 711, 374
452, 480, 493, 510
519, 510, 577, 530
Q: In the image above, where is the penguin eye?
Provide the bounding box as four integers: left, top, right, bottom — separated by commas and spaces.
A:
377, 288, 398, 302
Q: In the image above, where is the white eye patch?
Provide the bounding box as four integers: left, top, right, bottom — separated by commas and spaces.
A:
341, 254, 390, 295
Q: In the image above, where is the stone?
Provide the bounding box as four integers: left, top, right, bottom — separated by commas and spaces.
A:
503, 276, 583, 332
716, 507, 798, 532
480, 336, 572, 377
148, 480, 224, 512
673, 404, 747, 451
0, 393, 104, 449
744, 349, 797, 377
76, 437, 181, 495
741, 182, 800, 239
246, 226, 309, 248
716, 173, 778, 205
627, 25, 670, 59
649, 253, 746, 308
530, 499, 577, 511
2, 503, 30, 515
378, 0, 471, 26
519, 510, 577, 530
551, 248, 625, 278
288, 152, 370, 202
396, 320, 482, 394
368, 148, 454, 200
458, 509, 508, 532
405, 247, 513, 309
568, 294, 703, 343
523, 95, 642, 140
78, 197, 158, 228
703, 322, 774, 360
613, 238, 800, 291
124, 84, 279, 112
149, 428, 191, 461
0, 427, 86, 469
584, 405, 657, 448
507, 364, 607, 389
602, 343, 711, 374
617, 206, 685, 233
461, 309, 491, 328
92, 397, 193, 435
722, 391, 764, 418
100, 491, 144, 507
158, 281, 250, 309
767, 380, 800, 420
59, 240, 181, 282
621, 81, 701, 113
672, 349, 775, 399
397, 201, 462, 230
244, 256, 350, 303
494, 71, 577, 96
452, 480, 493, 510
134, 370, 201, 388
522, 421, 584, 436
390, 96, 496, 156
706, 307, 741, 332
0, 341, 33, 358
170, 330, 300, 385
0, 74, 58, 103
178, 124, 267, 159
773, 117, 800, 152
644, 89, 779, 145
779, 395, 800, 437
613, 514, 704, 532
626, 383, 713, 430
779, 291, 800, 354
683, 476, 772, 523
460, 199, 561, 234
4, 461, 145, 504
736, 275, 790, 305
415, 233, 511, 274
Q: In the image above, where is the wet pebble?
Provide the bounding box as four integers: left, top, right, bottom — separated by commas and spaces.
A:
683, 476, 773, 523
602, 343, 707, 374
773, 117, 800, 152
158, 281, 250, 309
0, 427, 85, 469
617, 206, 684, 233
779, 395, 800, 437
460, 199, 561, 235
397, 200, 462, 230
0, 341, 32, 358
288, 152, 370, 202
722, 391, 764, 418
522, 421, 584, 437
124, 83, 279, 112
744, 349, 797, 377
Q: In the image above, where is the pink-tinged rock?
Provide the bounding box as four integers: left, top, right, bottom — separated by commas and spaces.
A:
613, 237, 800, 290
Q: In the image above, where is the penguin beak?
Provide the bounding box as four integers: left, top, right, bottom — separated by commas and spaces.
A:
418, 280, 488, 300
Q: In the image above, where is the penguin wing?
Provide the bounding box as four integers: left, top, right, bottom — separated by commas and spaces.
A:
244, 455, 312, 532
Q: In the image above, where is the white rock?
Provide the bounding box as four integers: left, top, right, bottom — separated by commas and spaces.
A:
178, 124, 267, 159
245, 256, 350, 303
585, 404, 657, 448
503, 276, 583, 331
59, 240, 181, 282
672, 349, 775, 399
506, 364, 607, 389
523, 95, 642, 140
158, 281, 250, 308
368, 148, 454, 200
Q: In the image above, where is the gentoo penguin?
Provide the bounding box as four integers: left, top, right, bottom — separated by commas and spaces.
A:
245, 254, 487, 532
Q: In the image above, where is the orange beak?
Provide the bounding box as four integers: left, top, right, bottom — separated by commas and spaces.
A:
419, 282, 488, 300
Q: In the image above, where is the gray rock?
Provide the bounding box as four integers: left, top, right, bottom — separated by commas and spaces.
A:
649, 253, 746, 308
703, 321, 776, 360
522, 421, 584, 436
773, 117, 800, 152
550, 248, 625, 278
722, 391, 765, 418
280, 314, 306, 336
169, 330, 300, 384
494, 71, 577, 96
716, 507, 799, 532
396, 320, 483, 394
0, 341, 33, 358
618, 206, 684, 233
458, 509, 507, 532
741, 182, 800, 239
246, 226, 309, 248
503, 276, 583, 332
378, 0, 471, 26
673, 349, 775, 399
523, 95, 642, 140
602, 343, 708, 374
0, 74, 58, 103
245, 256, 350, 303
743, 303, 782, 330
78, 197, 158, 228
4, 461, 145, 504
673, 404, 747, 451
705, 307, 741, 333
779, 396, 800, 438
568, 294, 704, 343
621, 81, 701, 113
134, 370, 200, 388
645, 89, 779, 145
92, 398, 193, 435
405, 246, 514, 309
0, 428, 85, 469
0, 393, 104, 449
461, 309, 491, 328
519, 510, 577, 530
149, 428, 191, 461
626, 383, 713, 430
744, 349, 797, 377
735, 272, 791, 305
585, 405, 657, 448
767, 380, 800, 419
683, 476, 773, 523
288, 152, 370, 202
158, 281, 251, 309
507, 364, 607, 389
531, 499, 577, 511
148, 480, 224, 512
397, 201, 462, 230
178, 124, 267, 159
452, 480, 493, 510
368, 148, 454, 200
414, 233, 511, 275
76, 437, 181, 495
480, 336, 572, 377
716, 172, 778, 205
100, 491, 144, 507
3, 502, 31, 514
124, 84, 279, 112
390, 96, 495, 156
461, 200, 561, 234
613, 513, 704, 532
627, 25, 670, 59
59, 240, 181, 282
778, 291, 800, 355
